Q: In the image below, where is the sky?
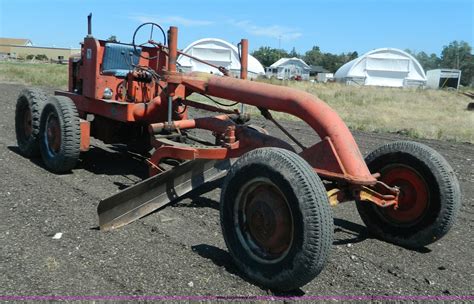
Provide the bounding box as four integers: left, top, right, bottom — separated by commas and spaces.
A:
0, 0, 472, 56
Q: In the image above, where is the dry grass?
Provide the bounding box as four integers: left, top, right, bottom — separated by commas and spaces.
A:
256, 80, 473, 143
0, 62, 68, 88
1, 62, 472, 143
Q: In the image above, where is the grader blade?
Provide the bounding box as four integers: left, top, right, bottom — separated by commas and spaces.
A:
98, 159, 233, 231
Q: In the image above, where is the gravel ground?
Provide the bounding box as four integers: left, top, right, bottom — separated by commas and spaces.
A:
0, 82, 473, 300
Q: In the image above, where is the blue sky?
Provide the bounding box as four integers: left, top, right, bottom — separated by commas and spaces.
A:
0, 0, 472, 55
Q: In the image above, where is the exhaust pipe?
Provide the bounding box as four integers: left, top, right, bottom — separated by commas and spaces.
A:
87, 13, 93, 37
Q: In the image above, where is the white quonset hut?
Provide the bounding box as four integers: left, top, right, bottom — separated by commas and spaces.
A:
265, 57, 311, 80
335, 48, 427, 88
177, 38, 265, 79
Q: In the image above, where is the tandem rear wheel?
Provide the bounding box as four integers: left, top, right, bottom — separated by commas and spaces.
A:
15, 88, 49, 157
220, 148, 334, 291
38, 96, 81, 173
15, 92, 81, 173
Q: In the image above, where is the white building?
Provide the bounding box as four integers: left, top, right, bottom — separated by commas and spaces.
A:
426, 69, 462, 90
335, 48, 427, 88
177, 38, 265, 79
266, 57, 311, 80
316, 73, 334, 83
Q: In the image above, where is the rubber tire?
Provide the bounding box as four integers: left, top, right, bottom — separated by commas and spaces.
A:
220, 148, 333, 291
15, 88, 48, 157
39, 96, 81, 173
356, 141, 461, 248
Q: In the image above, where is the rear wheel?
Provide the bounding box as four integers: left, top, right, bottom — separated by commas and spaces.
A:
220, 148, 333, 291
15, 88, 48, 157
39, 96, 81, 173
356, 141, 461, 248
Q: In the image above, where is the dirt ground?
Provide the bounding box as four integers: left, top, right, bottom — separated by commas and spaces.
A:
0, 82, 473, 299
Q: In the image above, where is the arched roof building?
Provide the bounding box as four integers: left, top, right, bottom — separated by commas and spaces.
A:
335, 48, 426, 88
177, 38, 265, 79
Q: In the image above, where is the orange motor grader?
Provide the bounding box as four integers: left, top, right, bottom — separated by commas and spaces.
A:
14, 15, 460, 291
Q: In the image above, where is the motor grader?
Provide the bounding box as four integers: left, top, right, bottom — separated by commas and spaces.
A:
15, 15, 461, 291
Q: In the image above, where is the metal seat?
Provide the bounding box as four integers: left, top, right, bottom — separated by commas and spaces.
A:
102, 43, 141, 77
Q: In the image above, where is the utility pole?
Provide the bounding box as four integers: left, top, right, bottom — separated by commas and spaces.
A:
456, 48, 460, 69
278, 35, 281, 49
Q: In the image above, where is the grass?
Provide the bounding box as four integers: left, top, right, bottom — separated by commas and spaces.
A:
255, 79, 474, 143
1, 61, 472, 143
0, 61, 68, 88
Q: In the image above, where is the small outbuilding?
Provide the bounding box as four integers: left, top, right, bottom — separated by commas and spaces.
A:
335, 48, 427, 88
0, 37, 79, 62
266, 57, 311, 80
426, 69, 462, 90
177, 38, 265, 79
310, 65, 329, 76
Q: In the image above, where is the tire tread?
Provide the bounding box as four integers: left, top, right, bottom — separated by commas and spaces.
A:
15, 88, 48, 157
39, 96, 81, 173
220, 148, 333, 290
357, 141, 461, 247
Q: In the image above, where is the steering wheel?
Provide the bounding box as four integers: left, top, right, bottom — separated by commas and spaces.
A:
132, 22, 167, 60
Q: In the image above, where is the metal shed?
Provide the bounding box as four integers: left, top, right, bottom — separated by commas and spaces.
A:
426, 69, 462, 90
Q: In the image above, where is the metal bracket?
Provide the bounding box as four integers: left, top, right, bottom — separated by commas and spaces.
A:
354, 181, 400, 208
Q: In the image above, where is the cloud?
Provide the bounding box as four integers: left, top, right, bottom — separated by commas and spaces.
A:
229, 20, 302, 41
130, 15, 214, 27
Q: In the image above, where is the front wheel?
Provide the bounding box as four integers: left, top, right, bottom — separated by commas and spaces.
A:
220, 148, 333, 291
356, 141, 461, 248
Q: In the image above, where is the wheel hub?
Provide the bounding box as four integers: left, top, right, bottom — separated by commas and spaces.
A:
236, 179, 293, 262
46, 114, 61, 154
380, 166, 429, 224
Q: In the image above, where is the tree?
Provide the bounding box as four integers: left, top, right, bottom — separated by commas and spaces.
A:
303, 46, 323, 66
441, 41, 473, 86
303, 46, 357, 72
289, 47, 299, 58
414, 51, 441, 71
251, 47, 289, 67
349, 51, 358, 60
35, 54, 48, 61
107, 35, 119, 42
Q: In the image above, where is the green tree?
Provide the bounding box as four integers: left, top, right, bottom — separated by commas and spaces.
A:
441, 41, 473, 86
289, 47, 299, 58
349, 51, 358, 60
251, 47, 289, 67
304, 46, 357, 72
405, 49, 440, 72
303, 46, 323, 66
415, 51, 441, 71
35, 54, 48, 61
107, 35, 119, 42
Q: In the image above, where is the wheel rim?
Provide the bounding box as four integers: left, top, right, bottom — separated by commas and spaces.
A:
23, 105, 33, 137
234, 177, 293, 263
379, 165, 429, 224
44, 112, 61, 156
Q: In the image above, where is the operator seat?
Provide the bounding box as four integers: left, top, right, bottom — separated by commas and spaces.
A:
102, 43, 142, 77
